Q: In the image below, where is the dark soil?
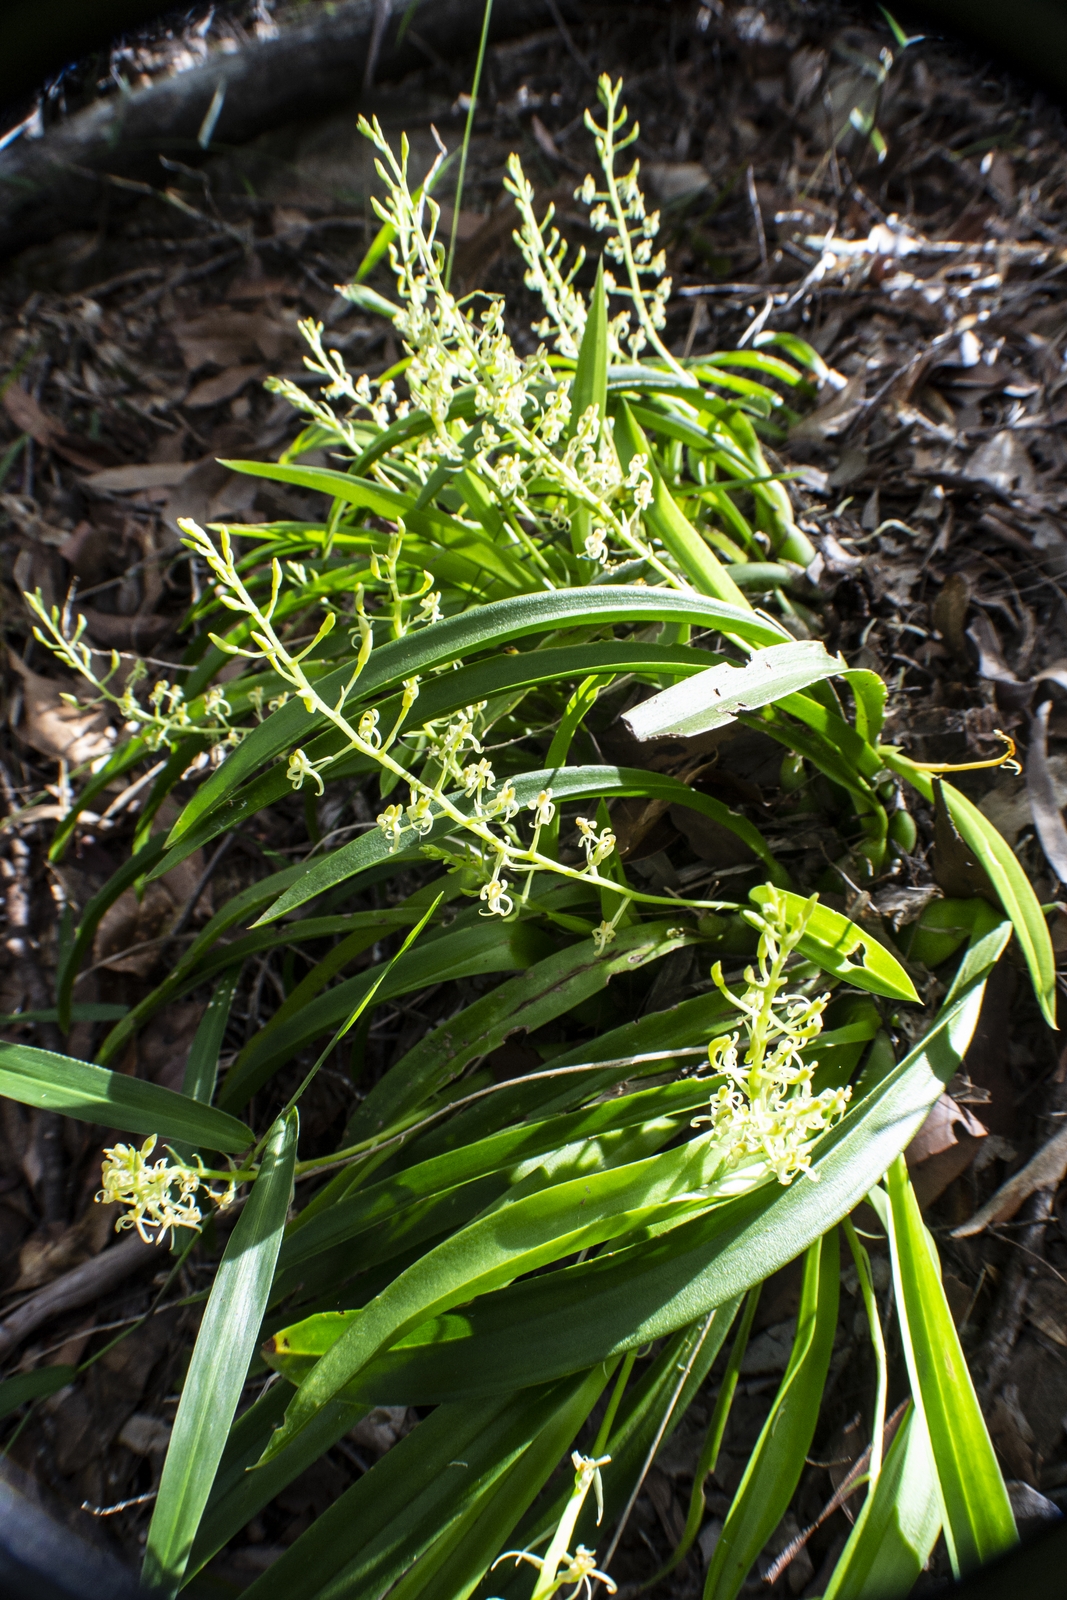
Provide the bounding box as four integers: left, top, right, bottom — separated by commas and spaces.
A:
1, 1, 1066, 1593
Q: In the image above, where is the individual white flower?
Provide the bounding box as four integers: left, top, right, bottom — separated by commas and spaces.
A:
377, 804, 405, 848
592, 920, 617, 954
358, 708, 382, 749
489, 780, 520, 822
287, 747, 324, 795
584, 526, 609, 564
406, 792, 435, 836
480, 876, 513, 917
575, 817, 616, 868
528, 788, 555, 828
462, 758, 496, 802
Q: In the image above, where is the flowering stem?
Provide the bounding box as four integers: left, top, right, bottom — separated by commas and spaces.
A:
445, 0, 494, 291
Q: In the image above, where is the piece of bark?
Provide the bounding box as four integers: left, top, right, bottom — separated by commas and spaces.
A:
0, 1234, 159, 1361
0, 0, 556, 261
952, 1123, 1067, 1237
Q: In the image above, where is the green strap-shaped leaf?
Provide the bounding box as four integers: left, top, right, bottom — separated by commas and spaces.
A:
187, 1383, 367, 1583
144, 645, 732, 873
884, 751, 1057, 1026
217, 918, 550, 1113
181, 968, 240, 1106
613, 400, 751, 607
345, 921, 699, 1142
0, 1041, 252, 1151
221, 460, 531, 588
879, 1157, 1017, 1576
266, 919, 1005, 1406
0, 1364, 76, 1421
256, 1135, 732, 1466
703, 1232, 839, 1600
571, 256, 608, 429
236, 1373, 605, 1600
822, 1403, 941, 1600
273, 1079, 713, 1299
162, 588, 786, 860
142, 1109, 297, 1595
385, 1366, 612, 1600
748, 887, 917, 1002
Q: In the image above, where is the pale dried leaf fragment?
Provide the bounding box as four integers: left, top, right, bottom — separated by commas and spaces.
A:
1027, 698, 1067, 885
789, 368, 865, 441
965, 429, 1037, 497
2, 384, 64, 448
84, 463, 193, 493
951, 1122, 1067, 1237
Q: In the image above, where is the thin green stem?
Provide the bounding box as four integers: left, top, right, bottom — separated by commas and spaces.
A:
445, 0, 494, 291
593, 1350, 636, 1455
843, 1216, 888, 1484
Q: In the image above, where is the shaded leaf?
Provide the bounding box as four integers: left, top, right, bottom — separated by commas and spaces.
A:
143, 1109, 297, 1594
0, 1041, 252, 1151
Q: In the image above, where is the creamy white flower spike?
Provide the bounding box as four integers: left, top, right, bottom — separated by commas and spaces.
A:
97, 1136, 234, 1245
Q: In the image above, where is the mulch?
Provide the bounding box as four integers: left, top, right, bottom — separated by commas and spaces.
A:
0, 1, 1066, 1592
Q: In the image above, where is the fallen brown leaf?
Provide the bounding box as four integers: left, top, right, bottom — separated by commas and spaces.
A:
790, 369, 865, 441
74, 608, 171, 653
1027, 698, 1067, 885
173, 308, 291, 370
3, 384, 63, 448
184, 362, 267, 408
2, 385, 118, 473
906, 1091, 988, 1209
7, 650, 114, 767
83, 462, 192, 493
14, 1202, 115, 1291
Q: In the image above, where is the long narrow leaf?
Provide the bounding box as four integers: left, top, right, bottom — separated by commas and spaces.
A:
260, 919, 1006, 1406
703, 1232, 839, 1600
880, 1156, 1017, 1575
142, 1109, 298, 1594
885, 752, 1056, 1025
0, 1041, 252, 1151
624, 640, 846, 741
162, 589, 786, 859
822, 1404, 941, 1600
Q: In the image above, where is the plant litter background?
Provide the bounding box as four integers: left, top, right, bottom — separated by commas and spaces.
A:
0, 1, 1066, 1595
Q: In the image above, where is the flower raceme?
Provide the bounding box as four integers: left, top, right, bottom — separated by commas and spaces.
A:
694, 888, 852, 1188
96, 1136, 235, 1245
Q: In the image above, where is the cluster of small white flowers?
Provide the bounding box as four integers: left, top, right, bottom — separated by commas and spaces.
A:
26, 593, 241, 756
96, 1135, 235, 1245
694, 891, 851, 1186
